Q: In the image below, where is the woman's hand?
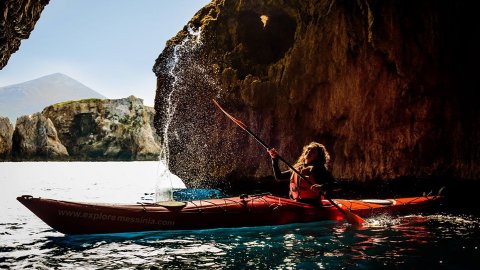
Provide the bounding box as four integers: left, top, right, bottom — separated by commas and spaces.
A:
268, 148, 278, 159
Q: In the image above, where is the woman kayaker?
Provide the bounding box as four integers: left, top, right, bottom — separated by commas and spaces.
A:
268, 142, 336, 205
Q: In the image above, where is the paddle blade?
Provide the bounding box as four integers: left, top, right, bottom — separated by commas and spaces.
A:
328, 198, 365, 226
344, 211, 365, 226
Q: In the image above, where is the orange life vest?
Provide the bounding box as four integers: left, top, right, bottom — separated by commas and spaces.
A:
289, 165, 320, 200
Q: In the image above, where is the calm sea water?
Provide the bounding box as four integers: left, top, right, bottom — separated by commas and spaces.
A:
1, 162, 479, 269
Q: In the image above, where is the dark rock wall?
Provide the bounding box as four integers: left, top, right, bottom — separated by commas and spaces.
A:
0, 0, 50, 69
154, 0, 480, 186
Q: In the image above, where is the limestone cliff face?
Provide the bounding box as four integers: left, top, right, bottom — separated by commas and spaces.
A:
154, 0, 479, 184
0, 0, 50, 69
42, 96, 160, 161
0, 117, 14, 159
12, 113, 68, 160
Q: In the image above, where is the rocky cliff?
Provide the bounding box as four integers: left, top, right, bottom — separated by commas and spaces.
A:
0, 0, 50, 69
0, 117, 14, 159
153, 0, 479, 186
41, 96, 161, 161
9, 96, 161, 161
12, 113, 69, 160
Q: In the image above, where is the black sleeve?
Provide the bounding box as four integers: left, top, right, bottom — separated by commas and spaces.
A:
272, 158, 291, 181
321, 170, 339, 193
314, 167, 337, 186
326, 170, 336, 185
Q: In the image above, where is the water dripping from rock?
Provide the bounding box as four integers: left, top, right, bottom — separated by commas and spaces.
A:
155, 25, 204, 202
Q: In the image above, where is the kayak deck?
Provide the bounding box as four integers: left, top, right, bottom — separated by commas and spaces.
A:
17, 194, 442, 235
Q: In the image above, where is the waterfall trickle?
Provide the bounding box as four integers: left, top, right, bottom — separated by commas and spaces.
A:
155, 25, 204, 202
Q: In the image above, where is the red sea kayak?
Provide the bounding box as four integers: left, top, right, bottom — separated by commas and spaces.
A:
17, 193, 442, 235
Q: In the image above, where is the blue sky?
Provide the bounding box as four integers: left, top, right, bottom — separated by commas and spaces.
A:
0, 0, 211, 106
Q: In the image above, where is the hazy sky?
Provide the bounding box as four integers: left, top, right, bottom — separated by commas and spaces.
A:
0, 0, 211, 106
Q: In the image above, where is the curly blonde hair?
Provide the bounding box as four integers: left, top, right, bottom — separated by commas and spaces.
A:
293, 142, 330, 169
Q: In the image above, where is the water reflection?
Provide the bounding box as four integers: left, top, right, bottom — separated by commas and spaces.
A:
324, 213, 480, 269
3, 212, 480, 269
331, 215, 433, 261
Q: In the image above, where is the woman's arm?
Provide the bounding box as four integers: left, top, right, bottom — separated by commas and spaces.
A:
268, 148, 291, 181
272, 158, 291, 181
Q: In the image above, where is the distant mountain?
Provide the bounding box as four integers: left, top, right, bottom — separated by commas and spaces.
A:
0, 73, 106, 122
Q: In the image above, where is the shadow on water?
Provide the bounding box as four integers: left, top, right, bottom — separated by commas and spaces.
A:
45, 220, 339, 248
40, 220, 343, 269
